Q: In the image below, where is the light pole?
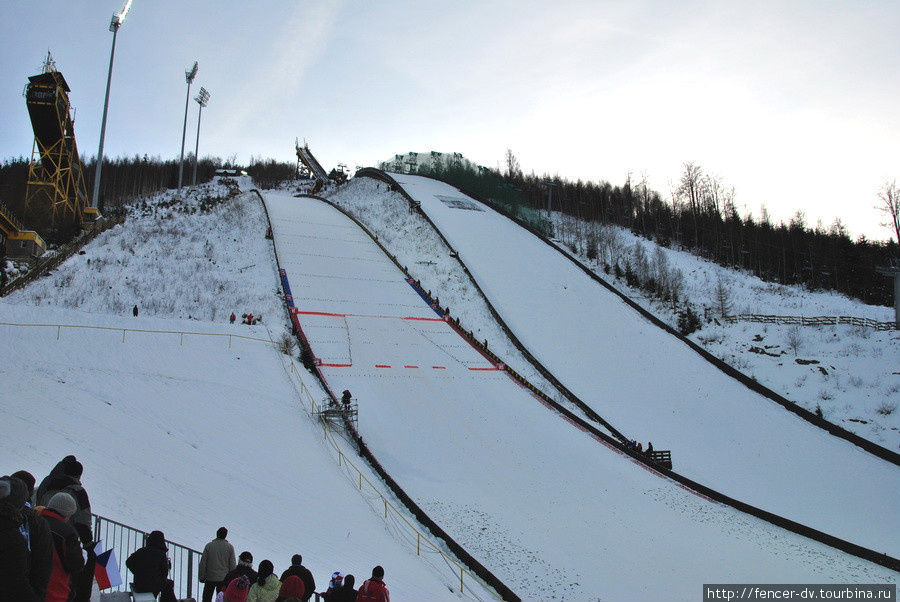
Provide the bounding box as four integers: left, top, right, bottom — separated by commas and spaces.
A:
177, 61, 198, 192
191, 87, 210, 186
91, 0, 134, 212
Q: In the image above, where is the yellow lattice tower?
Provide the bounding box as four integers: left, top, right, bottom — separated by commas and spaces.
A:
23, 53, 89, 239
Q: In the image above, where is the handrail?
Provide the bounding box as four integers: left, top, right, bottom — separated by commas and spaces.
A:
92, 513, 202, 599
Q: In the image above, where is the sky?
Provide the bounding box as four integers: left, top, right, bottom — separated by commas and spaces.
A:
1, 0, 898, 241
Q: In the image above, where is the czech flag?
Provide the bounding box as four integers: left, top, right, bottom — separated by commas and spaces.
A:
93, 541, 123, 590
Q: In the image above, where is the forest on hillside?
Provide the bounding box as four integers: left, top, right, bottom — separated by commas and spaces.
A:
0, 154, 292, 241
382, 153, 899, 308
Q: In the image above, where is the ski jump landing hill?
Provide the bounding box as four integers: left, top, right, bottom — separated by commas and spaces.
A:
261, 189, 898, 602
371, 172, 900, 554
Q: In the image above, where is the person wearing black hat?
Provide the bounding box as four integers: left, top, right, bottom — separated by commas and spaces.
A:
0, 477, 42, 601
36, 457, 95, 602
126, 530, 178, 602
280, 554, 315, 601
221, 550, 258, 594
38, 491, 86, 602
357, 566, 389, 602
9, 472, 53, 600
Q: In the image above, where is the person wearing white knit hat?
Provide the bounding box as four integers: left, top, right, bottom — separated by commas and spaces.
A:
38, 492, 84, 601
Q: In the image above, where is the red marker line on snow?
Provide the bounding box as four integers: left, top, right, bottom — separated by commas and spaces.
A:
468, 367, 502, 371
404, 365, 419, 369
375, 364, 391, 369
402, 316, 445, 322
320, 363, 352, 368
432, 366, 447, 370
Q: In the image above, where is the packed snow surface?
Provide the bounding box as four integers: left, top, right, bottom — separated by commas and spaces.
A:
263, 190, 898, 601
0, 184, 487, 601
385, 173, 900, 558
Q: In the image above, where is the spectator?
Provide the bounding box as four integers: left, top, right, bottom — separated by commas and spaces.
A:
247, 559, 281, 602
222, 551, 258, 591
200, 527, 237, 601
10, 472, 53, 600
341, 390, 352, 406
125, 530, 177, 602
276, 575, 305, 602
220, 574, 251, 602
39, 492, 85, 602
230, 313, 236, 324
0, 477, 42, 601
133, 305, 139, 317
280, 554, 315, 601
647, 442, 654, 454
329, 574, 357, 602
35, 456, 94, 602
319, 572, 342, 600
357, 566, 389, 602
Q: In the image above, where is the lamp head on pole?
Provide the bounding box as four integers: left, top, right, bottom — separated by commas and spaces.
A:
110, 0, 134, 31
185, 61, 199, 84
195, 87, 210, 107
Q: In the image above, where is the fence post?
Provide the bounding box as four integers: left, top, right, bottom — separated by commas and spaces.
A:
417, 532, 420, 555
122, 329, 126, 343
383, 497, 388, 518
338, 450, 342, 467
460, 567, 464, 594
187, 550, 193, 598
180, 332, 184, 346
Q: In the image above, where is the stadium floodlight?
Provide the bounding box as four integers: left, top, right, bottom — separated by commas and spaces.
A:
191, 87, 210, 186
177, 61, 199, 191
92, 0, 136, 211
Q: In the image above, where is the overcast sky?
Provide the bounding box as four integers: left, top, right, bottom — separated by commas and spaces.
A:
2, 1, 897, 241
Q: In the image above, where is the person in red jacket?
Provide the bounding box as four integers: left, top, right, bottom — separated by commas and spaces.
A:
357, 566, 389, 602
39, 492, 85, 602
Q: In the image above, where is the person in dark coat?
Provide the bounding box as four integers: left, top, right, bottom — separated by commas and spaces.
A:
280, 554, 315, 601
222, 550, 258, 592
0, 477, 42, 602
132, 305, 139, 317
39, 492, 85, 602
329, 574, 357, 602
36, 457, 95, 602
126, 530, 177, 602
10, 472, 53, 600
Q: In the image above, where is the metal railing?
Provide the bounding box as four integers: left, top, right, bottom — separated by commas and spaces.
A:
92, 514, 201, 599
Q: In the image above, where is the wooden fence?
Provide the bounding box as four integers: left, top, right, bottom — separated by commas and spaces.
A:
723, 314, 897, 331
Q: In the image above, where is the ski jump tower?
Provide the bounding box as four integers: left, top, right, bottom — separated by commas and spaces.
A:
295, 138, 330, 183
23, 53, 94, 241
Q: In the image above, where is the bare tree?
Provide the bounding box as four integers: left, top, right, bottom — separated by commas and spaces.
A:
504, 148, 521, 179
678, 162, 704, 246
876, 180, 900, 245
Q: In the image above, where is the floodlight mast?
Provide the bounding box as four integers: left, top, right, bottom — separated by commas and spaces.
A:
91, 1, 134, 211
191, 87, 210, 186
177, 61, 199, 191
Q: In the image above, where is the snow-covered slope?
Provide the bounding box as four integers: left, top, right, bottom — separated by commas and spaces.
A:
262, 190, 898, 601
0, 185, 486, 601
383, 173, 900, 559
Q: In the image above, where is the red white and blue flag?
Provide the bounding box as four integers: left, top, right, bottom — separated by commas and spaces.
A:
93, 541, 123, 590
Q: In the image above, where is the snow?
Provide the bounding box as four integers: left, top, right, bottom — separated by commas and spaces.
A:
2, 177, 897, 602
0, 183, 492, 601
546, 214, 900, 448
263, 189, 898, 600
335, 173, 899, 556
